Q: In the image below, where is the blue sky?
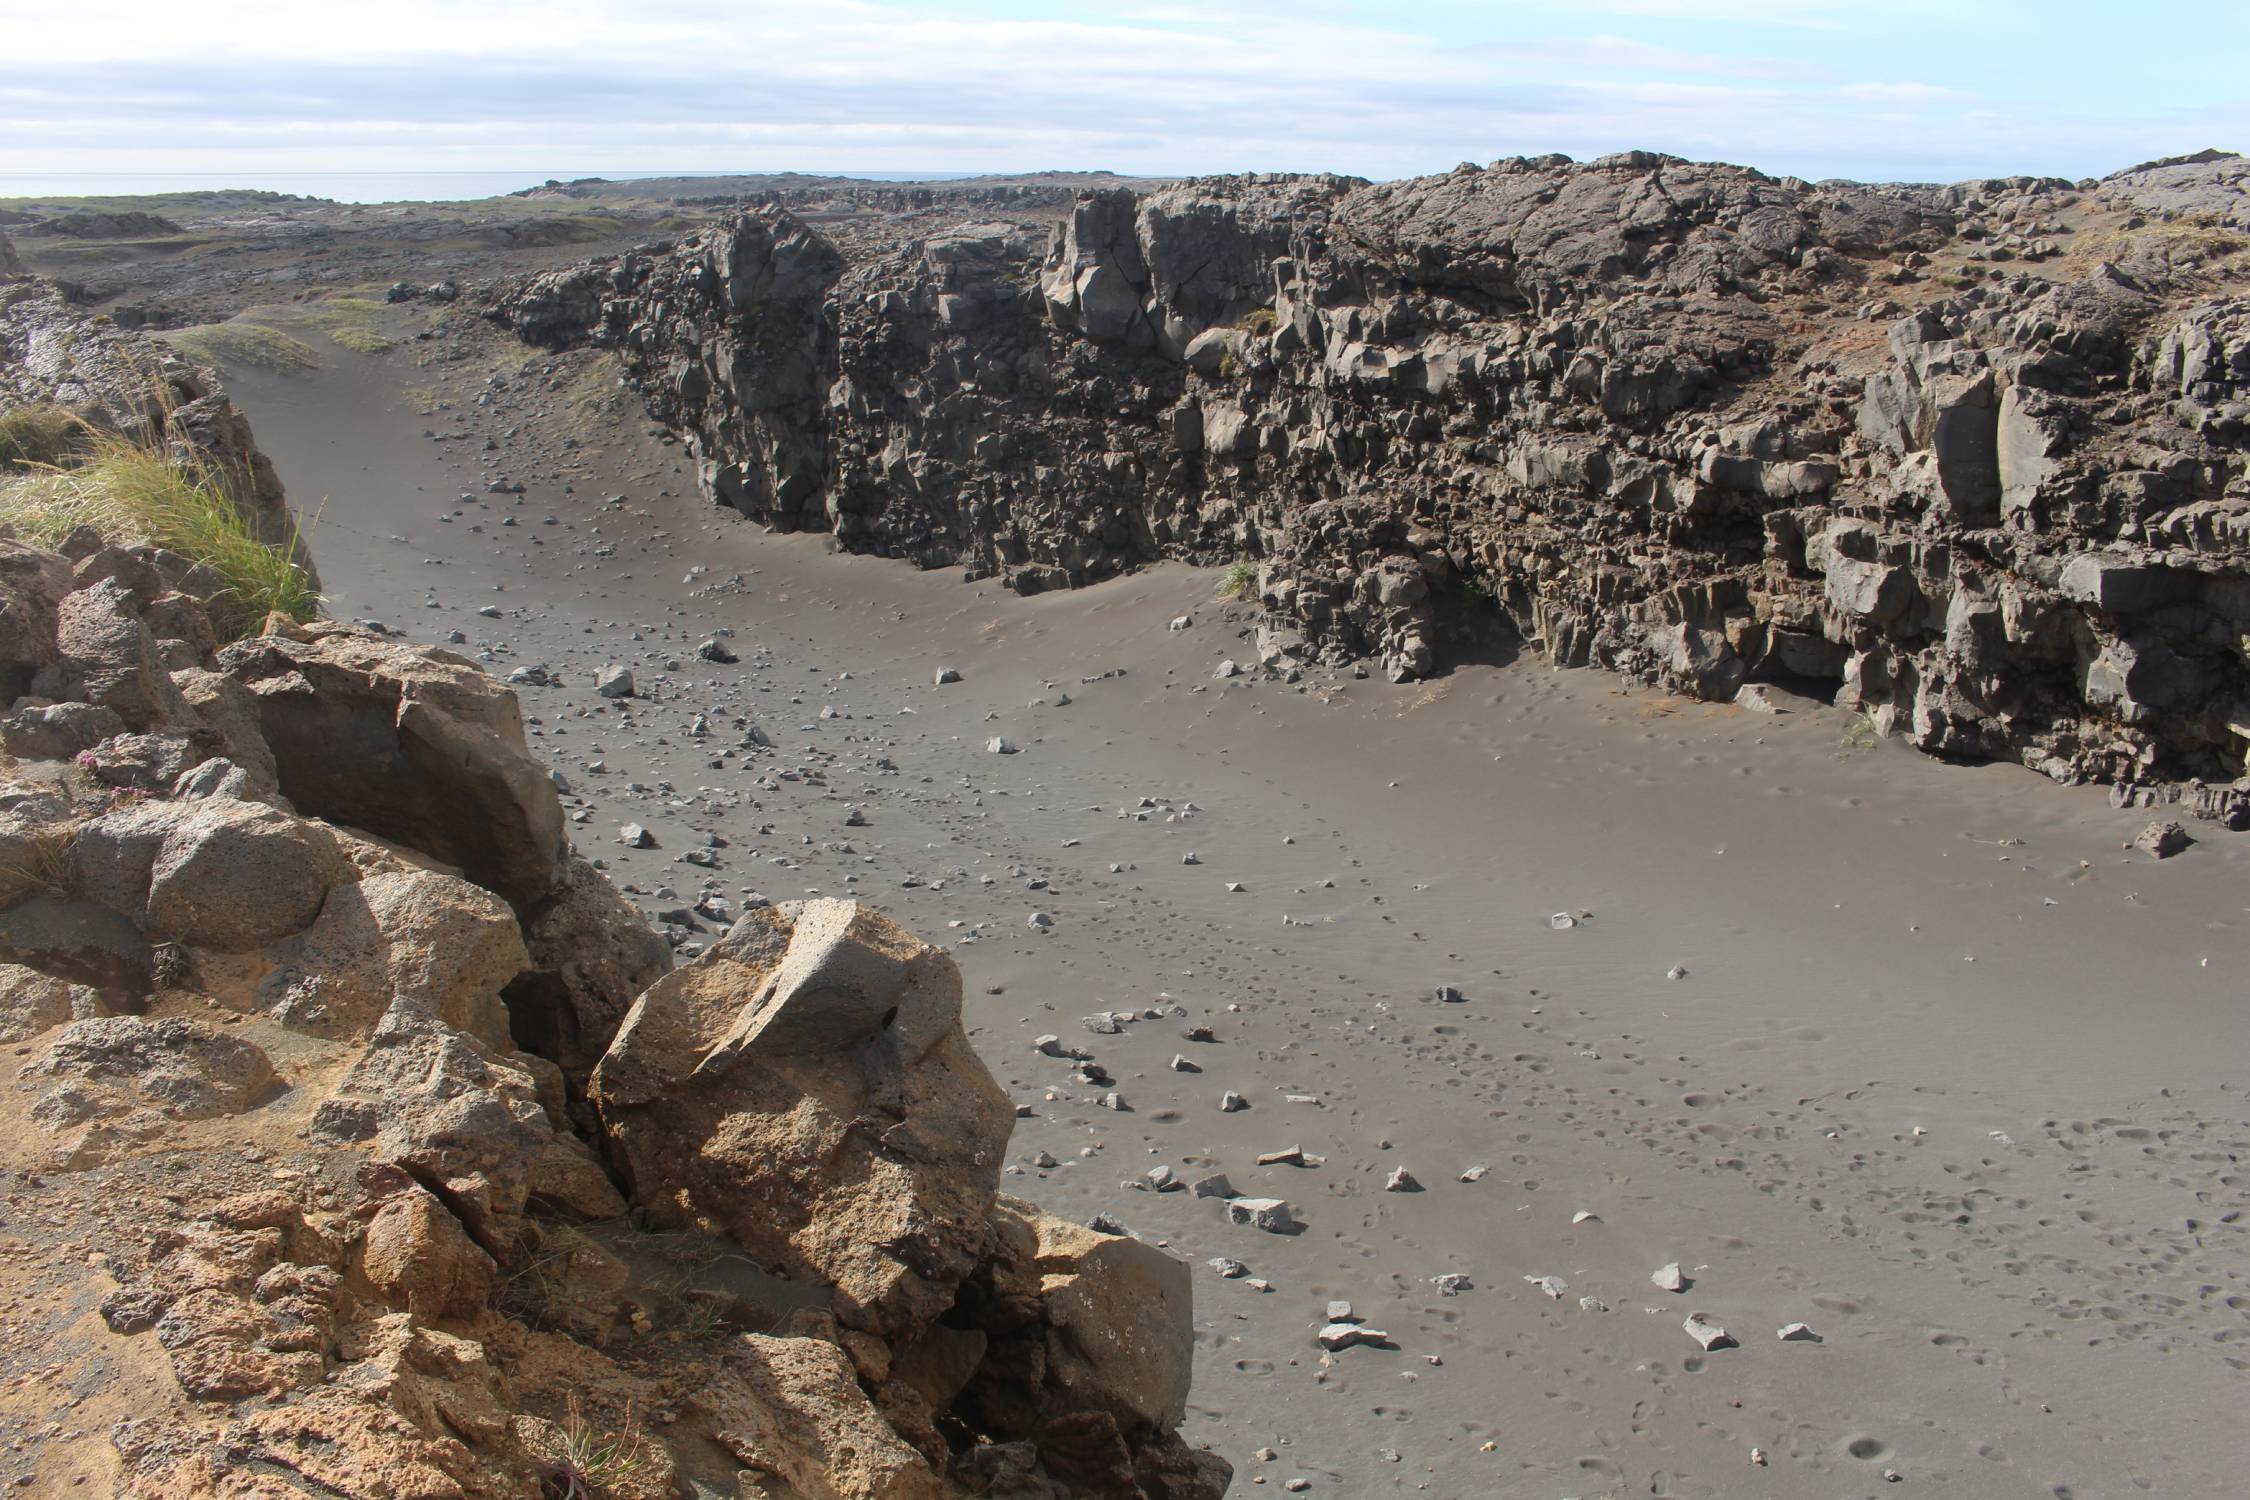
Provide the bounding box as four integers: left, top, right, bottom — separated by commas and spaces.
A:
2, 0, 2243, 187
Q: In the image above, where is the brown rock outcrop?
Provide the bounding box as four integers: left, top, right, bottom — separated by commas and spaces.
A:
0, 530, 1225, 1496
591, 898, 1014, 1337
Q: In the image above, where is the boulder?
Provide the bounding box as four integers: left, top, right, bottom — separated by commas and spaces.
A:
260, 866, 526, 1045
953, 1199, 1232, 1500
0, 541, 76, 702
0, 961, 102, 1042
311, 1003, 621, 1256
591, 900, 1014, 1336
697, 1335, 944, 1500
218, 626, 568, 911
1014, 1204, 1197, 1432
22, 1016, 279, 1122
71, 796, 350, 953
53, 577, 189, 729
143, 800, 351, 952
359, 1187, 498, 1320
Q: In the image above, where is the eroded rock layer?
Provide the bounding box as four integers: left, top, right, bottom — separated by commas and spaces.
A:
495, 151, 2250, 799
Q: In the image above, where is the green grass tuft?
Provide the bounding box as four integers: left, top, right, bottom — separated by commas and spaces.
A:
1, 416, 320, 640
1217, 561, 1257, 601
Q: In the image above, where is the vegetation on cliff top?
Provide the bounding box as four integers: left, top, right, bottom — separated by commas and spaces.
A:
1, 404, 320, 639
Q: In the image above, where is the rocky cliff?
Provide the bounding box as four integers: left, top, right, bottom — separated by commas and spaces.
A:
493, 150, 2250, 806
1, 269, 316, 583
0, 527, 1228, 1497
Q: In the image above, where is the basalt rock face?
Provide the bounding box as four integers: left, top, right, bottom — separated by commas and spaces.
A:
1, 531, 1226, 1496
496, 150, 2250, 798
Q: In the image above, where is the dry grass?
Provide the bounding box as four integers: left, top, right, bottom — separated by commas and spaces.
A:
0, 827, 77, 899
549, 1396, 646, 1499
0, 404, 87, 469
0, 407, 319, 640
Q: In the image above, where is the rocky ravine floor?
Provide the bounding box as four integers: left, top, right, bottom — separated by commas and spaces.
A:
193, 303, 2250, 1497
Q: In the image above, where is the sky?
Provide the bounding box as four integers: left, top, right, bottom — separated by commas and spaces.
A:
1, 0, 2244, 192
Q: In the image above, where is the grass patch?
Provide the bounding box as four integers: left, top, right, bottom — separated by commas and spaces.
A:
548, 1395, 647, 1499
400, 385, 441, 414
297, 296, 396, 354
326, 324, 395, 354
158, 319, 322, 372
1217, 561, 1257, 601
1, 410, 319, 640
0, 827, 77, 900
1235, 305, 1278, 334
1834, 714, 1881, 759
0, 404, 87, 469
206, 297, 397, 358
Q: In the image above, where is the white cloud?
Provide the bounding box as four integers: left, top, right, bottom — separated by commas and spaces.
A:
0, 0, 2235, 184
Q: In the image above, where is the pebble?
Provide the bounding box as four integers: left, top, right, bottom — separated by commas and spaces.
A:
1651, 1262, 1687, 1292
1225, 1197, 1298, 1232
1316, 1322, 1385, 1351
1683, 1312, 1736, 1350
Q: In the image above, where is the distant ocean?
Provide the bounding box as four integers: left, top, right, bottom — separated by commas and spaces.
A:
0, 170, 973, 204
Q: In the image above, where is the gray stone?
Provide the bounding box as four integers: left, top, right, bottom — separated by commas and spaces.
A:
1224, 1196, 1298, 1232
